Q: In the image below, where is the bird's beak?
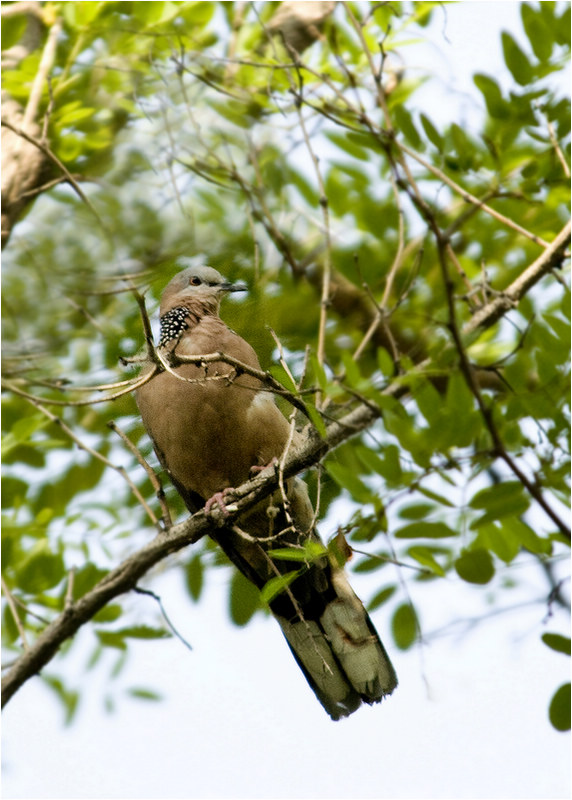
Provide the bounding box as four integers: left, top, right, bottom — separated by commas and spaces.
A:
221, 280, 248, 293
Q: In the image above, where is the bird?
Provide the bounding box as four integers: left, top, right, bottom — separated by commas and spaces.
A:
266, 1, 336, 54
135, 265, 397, 720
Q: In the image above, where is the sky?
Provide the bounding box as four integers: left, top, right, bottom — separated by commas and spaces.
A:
2, 3, 570, 800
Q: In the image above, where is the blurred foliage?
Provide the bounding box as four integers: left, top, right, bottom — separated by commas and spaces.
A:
1, 1, 570, 728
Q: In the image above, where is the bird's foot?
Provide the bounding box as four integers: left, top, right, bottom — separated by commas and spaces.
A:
249, 457, 278, 476
204, 488, 235, 517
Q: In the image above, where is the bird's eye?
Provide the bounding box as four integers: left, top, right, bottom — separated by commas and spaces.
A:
189, 276, 202, 286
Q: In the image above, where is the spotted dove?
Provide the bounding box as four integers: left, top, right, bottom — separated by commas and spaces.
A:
136, 265, 397, 719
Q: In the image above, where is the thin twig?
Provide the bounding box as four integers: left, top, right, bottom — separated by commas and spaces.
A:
134, 587, 193, 651
64, 569, 76, 611
1, 576, 29, 651
108, 421, 172, 530
1, 371, 156, 407
545, 118, 570, 180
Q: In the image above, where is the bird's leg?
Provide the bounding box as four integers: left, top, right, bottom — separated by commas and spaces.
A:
204, 488, 235, 517
249, 456, 278, 476
205, 459, 279, 517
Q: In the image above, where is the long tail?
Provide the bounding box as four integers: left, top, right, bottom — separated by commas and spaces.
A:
211, 522, 397, 720
276, 567, 397, 720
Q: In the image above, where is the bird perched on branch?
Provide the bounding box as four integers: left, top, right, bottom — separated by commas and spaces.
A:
136, 265, 397, 719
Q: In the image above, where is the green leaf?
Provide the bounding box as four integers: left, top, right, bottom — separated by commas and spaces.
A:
455, 548, 494, 584
469, 482, 530, 528
115, 625, 171, 640
1, 476, 29, 508
42, 675, 79, 725
93, 604, 122, 624
17, 540, 65, 594
96, 631, 127, 650
1, 13, 28, 50
416, 486, 456, 508
309, 353, 329, 393
450, 123, 477, 168
394, 105, 423, 149
367, 585, 397, 612
445, 372, 479, 445
182, 1, 215, 26
502, 32, 534, 86
420, 113, 444, 150
474, 74, 509, 118
72, 564, 109, 599
260, 570, 301, 605
382, 409, 432, 468
185, 553, 203, 601
475, 521, 520, 564
341, 350, 368, 391
354, 555, 384, 573
325, 462, 373, 504
391, 603, 418, 650
521, 4, 553, 62
542, 633, 571, 656
229, 569, 261, 626
398, 502, 435, 520
510, 519, 551, 555
132, 2, 166, 25
359, 443, 402, 486
407, 546, 445, 576
413, 379, 442, 425
305, 401, 327, 438
2, 415, 49, 457
394, 521, 457, 539
549, 683, 571, 731
269, 541, 326, 562
53, 102, 96, 129
555, 6, 571, 46
127, 687, 163, 701
376, 347, 394, 378
326, 131, 370, 161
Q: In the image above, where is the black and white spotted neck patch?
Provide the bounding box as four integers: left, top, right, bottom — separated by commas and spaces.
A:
158, 306, 191, 348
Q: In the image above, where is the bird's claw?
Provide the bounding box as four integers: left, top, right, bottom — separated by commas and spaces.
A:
249, 457, 278, 476
204, 489, 234, 517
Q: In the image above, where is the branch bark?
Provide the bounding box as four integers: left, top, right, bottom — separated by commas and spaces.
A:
1, 3, 56, 248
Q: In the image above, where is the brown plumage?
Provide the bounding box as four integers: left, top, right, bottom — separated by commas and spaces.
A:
136, 265, 397, 719
267, 1, 336, 53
